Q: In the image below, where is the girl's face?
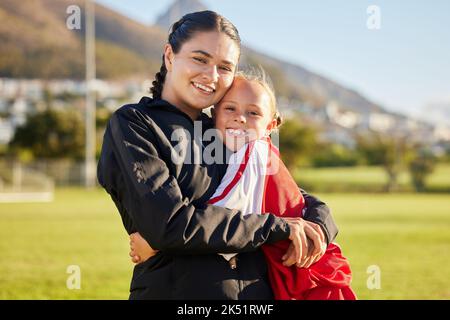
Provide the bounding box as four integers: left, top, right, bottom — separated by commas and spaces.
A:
213, 78, 277, 152
163, 31, 240, 120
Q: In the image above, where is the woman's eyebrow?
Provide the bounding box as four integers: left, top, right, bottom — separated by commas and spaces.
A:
191, 50, 234, 67
192, 49, 212, 58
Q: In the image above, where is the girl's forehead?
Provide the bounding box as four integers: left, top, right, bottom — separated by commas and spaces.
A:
226, 78, 268, 101
218, 79, 271, 115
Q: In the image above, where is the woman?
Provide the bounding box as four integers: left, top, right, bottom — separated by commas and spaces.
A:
97, 10, 338, 299
129, 71, 356, 300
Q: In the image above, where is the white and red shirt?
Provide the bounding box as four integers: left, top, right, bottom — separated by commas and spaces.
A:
208, 138, 356, 300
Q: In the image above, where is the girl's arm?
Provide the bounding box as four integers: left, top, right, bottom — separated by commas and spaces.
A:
129, 232, 158, 263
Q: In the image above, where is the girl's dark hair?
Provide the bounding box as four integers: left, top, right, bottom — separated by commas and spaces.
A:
150, 11, 241, 99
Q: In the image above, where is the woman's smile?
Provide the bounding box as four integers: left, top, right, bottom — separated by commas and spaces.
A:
192, 82, 216, 93
192, 81, 216, 95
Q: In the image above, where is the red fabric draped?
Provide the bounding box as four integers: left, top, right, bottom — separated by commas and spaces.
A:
261, 140, 356, 300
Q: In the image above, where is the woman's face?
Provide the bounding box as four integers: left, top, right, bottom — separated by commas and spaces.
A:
163, 31, 240, 119
213, 78, 277, 152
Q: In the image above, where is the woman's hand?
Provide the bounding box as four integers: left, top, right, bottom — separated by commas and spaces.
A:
129, 232, 159, 264
281, 217, 308, 267
300, 219, 327, 268
281, 218, 327, 268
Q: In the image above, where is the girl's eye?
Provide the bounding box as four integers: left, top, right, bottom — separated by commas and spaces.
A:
248, 111, 260, 116
193, 57, 207, 63
219, 65, 232, 72
225, 106, 235, 111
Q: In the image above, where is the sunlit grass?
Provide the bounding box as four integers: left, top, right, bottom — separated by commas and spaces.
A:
296, 164, 450, 193
0, 188, 449, 299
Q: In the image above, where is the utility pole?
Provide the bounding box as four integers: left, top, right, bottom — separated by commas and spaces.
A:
85, 0, 96, 188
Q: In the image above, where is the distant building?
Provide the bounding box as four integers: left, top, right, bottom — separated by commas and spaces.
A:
326, 101, 360, 129
368, 113, 396, 132
0, 78, 20, 98
0, 97, 7, 113
319, 125, 355, 148
434, 125, 450, 141
11, 97, 28, 114
0, 118, 14, 144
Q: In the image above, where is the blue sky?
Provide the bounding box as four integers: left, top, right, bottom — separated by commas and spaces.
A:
97, 0, 450, 116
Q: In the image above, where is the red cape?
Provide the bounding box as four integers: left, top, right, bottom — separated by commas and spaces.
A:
261, 140, 356, 300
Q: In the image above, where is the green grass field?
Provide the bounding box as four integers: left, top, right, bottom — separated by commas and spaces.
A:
0, 188, 449, 299
295, 163, 450, 193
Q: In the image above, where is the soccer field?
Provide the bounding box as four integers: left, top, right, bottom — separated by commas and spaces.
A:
296, 164, 450, 193
0, 188, 449, 299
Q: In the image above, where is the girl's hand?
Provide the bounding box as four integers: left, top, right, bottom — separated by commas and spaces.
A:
129, 232, 159, 264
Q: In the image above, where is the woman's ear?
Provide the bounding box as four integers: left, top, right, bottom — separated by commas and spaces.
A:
164, 44, 174, 72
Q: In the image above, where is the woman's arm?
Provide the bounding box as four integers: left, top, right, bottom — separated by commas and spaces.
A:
300, 188, 339, 244
98, 106, 291, 255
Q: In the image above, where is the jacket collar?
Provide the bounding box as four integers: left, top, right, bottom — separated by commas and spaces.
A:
139, 96, 212, 125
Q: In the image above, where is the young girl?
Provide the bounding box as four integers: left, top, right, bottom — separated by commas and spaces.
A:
130, 69, 356, 300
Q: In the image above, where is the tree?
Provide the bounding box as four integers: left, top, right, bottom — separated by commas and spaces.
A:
278, 119, 318, 170
356, 132, 412, 192
312, 143, 362, 167
9, 109, 85, 160
408, 149, 436, 192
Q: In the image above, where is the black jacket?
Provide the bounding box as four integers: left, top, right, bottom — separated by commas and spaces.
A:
97, 97, 338, 299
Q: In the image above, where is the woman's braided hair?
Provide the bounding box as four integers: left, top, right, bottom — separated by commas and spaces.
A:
150, 11, 241, 100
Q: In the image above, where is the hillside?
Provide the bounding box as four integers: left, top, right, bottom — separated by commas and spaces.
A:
0, 0, 387, 115
155, 0, 386, 113
0, 0, 166, 79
